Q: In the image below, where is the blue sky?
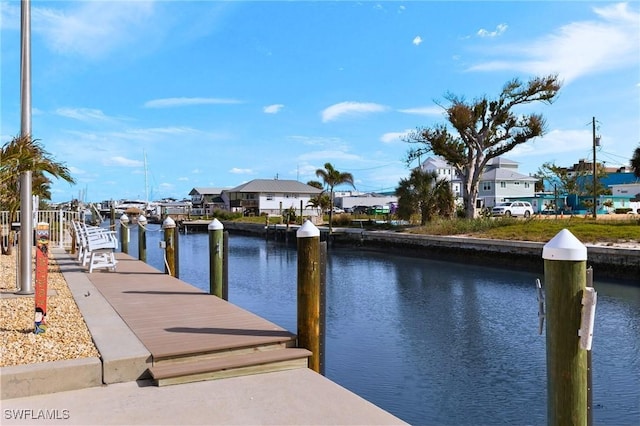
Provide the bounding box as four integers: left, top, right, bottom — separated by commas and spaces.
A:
1, 1, 639, 203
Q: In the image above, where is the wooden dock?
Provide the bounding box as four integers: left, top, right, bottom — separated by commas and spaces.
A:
86, 253, 310, 386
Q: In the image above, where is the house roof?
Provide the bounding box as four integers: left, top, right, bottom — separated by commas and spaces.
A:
226, 179, 323, 194
421, 156, 453, 169
481, 168, 537, 181
486, 157, 519, 168
189, 187, 227, 196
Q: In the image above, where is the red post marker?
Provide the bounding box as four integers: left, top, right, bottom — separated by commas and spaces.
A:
34, 222, 49, 334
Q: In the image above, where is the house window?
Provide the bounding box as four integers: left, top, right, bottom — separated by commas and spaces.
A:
500, 182, 506, 188
266, 193, 274, 201
514, 181, 520, 185
482, 182, 491, 191
524, 183, 530, 188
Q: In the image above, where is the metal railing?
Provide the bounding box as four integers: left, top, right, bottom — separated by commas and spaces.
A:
1, 210, 82, 249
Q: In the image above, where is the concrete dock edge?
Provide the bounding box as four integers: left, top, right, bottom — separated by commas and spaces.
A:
1, 357, 102, 399
53, 249, 152, 384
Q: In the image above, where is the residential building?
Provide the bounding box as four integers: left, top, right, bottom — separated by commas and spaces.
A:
419, 156, 462, 197
420, 156, 536, 209
189, 187, 227, 208
478, 157, 537, 208
224, 179, 322, 216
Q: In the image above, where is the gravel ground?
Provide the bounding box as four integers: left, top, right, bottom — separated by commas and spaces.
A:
0, 249, 99, 367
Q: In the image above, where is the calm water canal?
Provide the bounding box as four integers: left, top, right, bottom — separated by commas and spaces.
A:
126, 226, 640, 425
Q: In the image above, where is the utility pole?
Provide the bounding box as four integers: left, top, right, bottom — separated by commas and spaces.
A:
592, 117, 597, 220
17, 0, 33, 295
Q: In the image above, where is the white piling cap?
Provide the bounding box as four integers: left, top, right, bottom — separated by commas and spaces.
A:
138, 215, 147, 225
542, 229, 587, 261
208, 218, 223, 231
119, 213, 129, 224
162, 216, 176, 229
297, 219, 320, 238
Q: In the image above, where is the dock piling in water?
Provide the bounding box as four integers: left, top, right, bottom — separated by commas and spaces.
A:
297, 220, 325, 374
163, 216, 178, 277
208, 219, 224, 298
120, 214, 129, 254
542, 229, 589, 426
138, 215, 147, 263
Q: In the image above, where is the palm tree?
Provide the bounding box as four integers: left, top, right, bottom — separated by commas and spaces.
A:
315, 163, 355, 233
1, 135, 75, 255
631, 146, 640, 179
396, 169, 454, 225
306, 192, 331, 219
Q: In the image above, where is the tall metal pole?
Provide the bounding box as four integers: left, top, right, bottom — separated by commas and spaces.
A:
592, 117, 597, 219
17, 0, 33, 295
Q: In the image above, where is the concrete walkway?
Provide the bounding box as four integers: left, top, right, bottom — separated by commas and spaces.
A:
2, 368, 405, 425
1, 249, 406, 425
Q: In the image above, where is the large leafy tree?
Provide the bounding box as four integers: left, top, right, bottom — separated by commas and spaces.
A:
1, 135, 75, 254
396, 169, 454, 225
631, 146, 640, 179
405, 75, 561, 218
315, 162, 354, 233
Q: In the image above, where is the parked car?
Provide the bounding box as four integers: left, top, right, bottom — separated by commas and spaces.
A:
324, 207, 344, 214
491, 201, 533, 218
352, 205, 370, 215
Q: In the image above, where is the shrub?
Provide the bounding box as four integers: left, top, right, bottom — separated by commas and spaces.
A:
331, 213, 352, 227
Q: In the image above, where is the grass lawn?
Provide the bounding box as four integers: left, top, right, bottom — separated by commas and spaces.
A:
407, 215, 640, 244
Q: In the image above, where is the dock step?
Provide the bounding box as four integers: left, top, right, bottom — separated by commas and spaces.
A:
149, 348, 312, 386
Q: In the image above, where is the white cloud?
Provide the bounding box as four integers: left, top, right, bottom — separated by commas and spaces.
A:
477, 23, 508, 38
68, 166, 86, 175
178, 177, 189, 181
469, 3, 640, 84
144, 97, 243, 108
263, 104, 284, 114
229, 168, 253, 174
397, 106, 443, 116
321, 102, 388, 123
104, 156, 144, 167
413, 36, 423, 46
288, 135, 344, 146
55, 108, 116, 122
381, 130, 412, 144
159, 182, 175, 191
509, 129, 592, 159
32, 1, 156, 59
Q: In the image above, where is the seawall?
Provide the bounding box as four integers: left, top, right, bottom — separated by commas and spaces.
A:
221, 222, 640, 284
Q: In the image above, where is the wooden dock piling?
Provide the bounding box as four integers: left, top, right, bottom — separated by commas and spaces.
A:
297, 220, 324, 373
542, 229, 588, 426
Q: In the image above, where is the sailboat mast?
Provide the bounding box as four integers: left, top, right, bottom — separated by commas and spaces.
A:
144, 150, 149, 205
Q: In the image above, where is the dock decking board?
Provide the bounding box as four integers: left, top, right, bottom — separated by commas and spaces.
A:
86, 253, 298, 363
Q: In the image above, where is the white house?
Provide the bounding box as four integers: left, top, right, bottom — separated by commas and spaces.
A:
420, 156, 462, 197
224, 179, 322, 216
420, 156, 537, 209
